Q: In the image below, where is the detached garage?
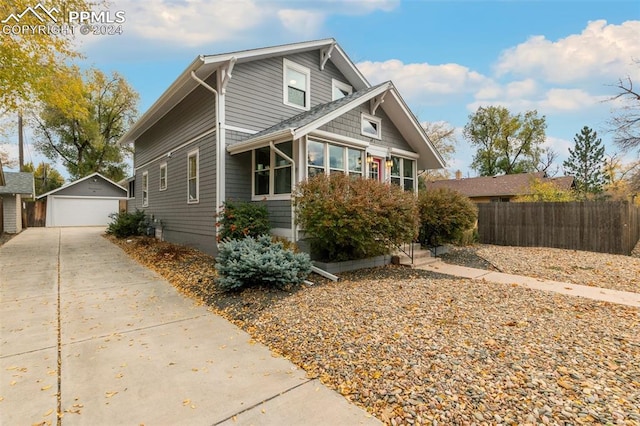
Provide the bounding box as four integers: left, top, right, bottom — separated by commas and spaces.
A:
38, 173, 128, 227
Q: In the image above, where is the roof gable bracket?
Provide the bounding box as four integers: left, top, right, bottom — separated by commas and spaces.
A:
319, 43, 335, 71
220, 56, 237, 94
370, 91, 387, 115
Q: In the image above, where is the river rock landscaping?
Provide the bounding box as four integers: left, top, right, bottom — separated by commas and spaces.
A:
108, 236, 640, 426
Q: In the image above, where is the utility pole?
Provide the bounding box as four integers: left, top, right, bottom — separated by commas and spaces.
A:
18, 113, 24, 171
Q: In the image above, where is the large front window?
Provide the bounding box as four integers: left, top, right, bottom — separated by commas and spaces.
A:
188, 149, 199, 203
307, 140, 363, 177
253, 141, 292, 198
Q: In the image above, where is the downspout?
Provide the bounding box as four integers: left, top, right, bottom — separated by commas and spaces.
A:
190, 70, 221, 245
269, 141, 297, 243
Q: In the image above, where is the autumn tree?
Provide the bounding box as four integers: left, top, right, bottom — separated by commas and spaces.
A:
419, 121, 457, 182
563, 126, 608, 198
33, 67, 138, 182
22, 162, 65, 196
603, 154, 640, 201
463, 106, 546, 176
0, 0, 95, 112
609, 61, 640, 154
513, 178, 576, 202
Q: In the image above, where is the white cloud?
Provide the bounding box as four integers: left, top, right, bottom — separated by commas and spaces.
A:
358, 59, 491, 102
277, 9, 325, 37
495, 20, 640, 84
113, 0, 264, 47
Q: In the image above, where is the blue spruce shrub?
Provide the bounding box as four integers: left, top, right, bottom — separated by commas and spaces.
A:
215, 235, 312, 291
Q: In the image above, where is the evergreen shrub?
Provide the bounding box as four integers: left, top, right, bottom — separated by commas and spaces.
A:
215, 235, 311, 291
106, 209, 148, 238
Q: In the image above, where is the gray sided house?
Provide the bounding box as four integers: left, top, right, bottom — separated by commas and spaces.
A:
0, 170, 35, 234
120, 39, 445, 255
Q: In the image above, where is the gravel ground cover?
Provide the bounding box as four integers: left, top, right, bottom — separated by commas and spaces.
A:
442, 245, 640, 294
109, 236, 640, 426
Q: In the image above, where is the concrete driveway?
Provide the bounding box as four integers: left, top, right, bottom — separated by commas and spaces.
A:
1, 227, 380, 425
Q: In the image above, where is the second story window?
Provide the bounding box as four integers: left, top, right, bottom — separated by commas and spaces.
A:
283, 59, 310, 110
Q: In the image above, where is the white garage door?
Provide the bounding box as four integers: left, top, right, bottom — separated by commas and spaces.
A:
49, 197, 120, 227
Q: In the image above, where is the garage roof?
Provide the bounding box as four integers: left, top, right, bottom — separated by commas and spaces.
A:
37, 172, 127, 199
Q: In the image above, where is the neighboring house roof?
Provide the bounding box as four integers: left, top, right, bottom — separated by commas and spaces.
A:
118, 38, 368, 145
548, 175, 575, 191
425, 172, 552, 198
0, 171, 35, 196
228, 81, 445, 170
37, 172, 127, 199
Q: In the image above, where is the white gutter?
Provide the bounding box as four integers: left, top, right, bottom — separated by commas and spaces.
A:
269, 141, 297, 243
190, 70, 221, 244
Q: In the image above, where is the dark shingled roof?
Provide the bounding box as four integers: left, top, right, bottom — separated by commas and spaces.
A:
0, 171, 34, 196
233, 82, 389, 145
424, 172, 574, 198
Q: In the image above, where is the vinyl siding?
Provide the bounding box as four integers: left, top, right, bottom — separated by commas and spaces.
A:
53, 176, 126, 197
225, 130, 252, 202
262, 199, 292, 229
319, 103, 414, 152
1, 194, 20, 234
135, 75, 216, 167
225, 51, 348, 132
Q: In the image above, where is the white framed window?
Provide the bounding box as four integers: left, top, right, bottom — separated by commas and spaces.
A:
390, 156, 416, 192
187, 149, 199, 203
253, 141, 293, 198
307, 140, 363, 178
142, 171, 149, 207
361, 113, 382, 139
283, 59, 310, 110
159, 162, 167, 191
332, 79, 352, 100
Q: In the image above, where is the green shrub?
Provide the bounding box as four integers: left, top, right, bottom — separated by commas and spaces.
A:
418, 188, 477, 248
106, 209, 148, 238
294, 174, 418, 262
217, 201, 271, 242
215, 235, 311, 291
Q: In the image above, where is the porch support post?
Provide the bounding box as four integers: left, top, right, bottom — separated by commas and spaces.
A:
270, 141, 297, 243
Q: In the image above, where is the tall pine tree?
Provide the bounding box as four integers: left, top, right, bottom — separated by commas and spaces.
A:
563, 126, 607, 198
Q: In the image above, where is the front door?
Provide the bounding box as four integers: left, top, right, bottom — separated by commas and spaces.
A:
369, 158, 382, 181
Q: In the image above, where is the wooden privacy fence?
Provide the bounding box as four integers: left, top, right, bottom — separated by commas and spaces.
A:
25, 200, 47, 227
477, 201, 640, 255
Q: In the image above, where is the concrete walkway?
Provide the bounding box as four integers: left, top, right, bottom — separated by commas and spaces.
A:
419, 261, 640, 308
0, 227, 380, 425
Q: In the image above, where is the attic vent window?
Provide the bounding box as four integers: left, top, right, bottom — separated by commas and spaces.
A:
332, 79, 352, 100
283, 59, 310, 110
361, 113, 381, 139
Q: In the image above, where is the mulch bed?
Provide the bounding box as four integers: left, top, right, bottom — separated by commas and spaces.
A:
107, 235, 640, 426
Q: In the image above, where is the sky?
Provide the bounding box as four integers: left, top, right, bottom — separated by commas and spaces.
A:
2, 0, 640, 180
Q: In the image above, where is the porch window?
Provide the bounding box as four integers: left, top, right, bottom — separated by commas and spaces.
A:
253, 141, 293, 197
307, 140, 364, 177
284, 59, 310, 110
254, 146, 270, 196
142, 171, 148, 207
307, 140, 325, 177
348, 148, 363, 176
361, 113, 381, 139
159, 163, 167, 191
332, 79, 352, 100
389, 155, 416, 191
188, 149, 199, 203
